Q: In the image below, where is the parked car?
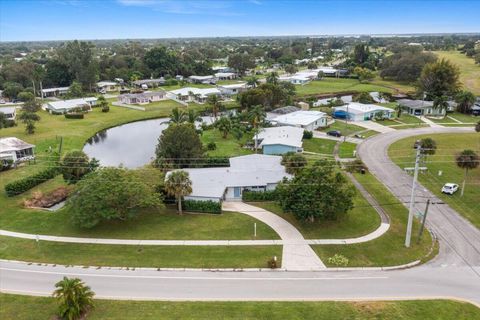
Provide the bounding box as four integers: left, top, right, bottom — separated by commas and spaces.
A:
441, 183, 459, 195
327, 130, 341, 137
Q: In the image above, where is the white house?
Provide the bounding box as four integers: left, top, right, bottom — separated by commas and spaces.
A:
118, 91, 166, 105
333, 102, 395, 121
45, 97, 98, 114
397, 99, 439, 116
188, 75, 216, 84
254, 126, 304, 155
41, 86, 70, 98
167, 87, 221, 104
271, 110, 328, 131
133, 78, 165, 88
212, 66, 232, 73
167, 154, 291, 202
214, 72, 237, 80
97, 81, 119, 92
0, 137, 35, 163
279, 75, 311, 85
0, 106, 17, 120
217, 83, 247, 96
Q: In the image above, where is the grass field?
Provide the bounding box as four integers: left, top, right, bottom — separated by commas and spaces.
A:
302, 137, 337, 155
3, 294, 479, 320
389, 133, 480, 228
295, 78, 394, 96
434, 51, 480, 95
249, 194, 380, 240
0, 236, 281, 268
338, 141, 357, 158
312, 172, 435, 267
319, 121, 371, 136
201, 128, 253, 157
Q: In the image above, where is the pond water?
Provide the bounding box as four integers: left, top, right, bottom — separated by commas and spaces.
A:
83, 118, 169, 168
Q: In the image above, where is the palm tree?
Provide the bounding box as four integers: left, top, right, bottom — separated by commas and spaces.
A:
455, 90, 476, 114
215, 117, 232, 138
266, 72, 279, 85
169, 107, 186, 124
206, 94, 222, 119
165, 170, 192, 214
317, 70, 324, 80
186, 109, 201, 124
248, 105, 266, 151
53, 277, 95, 320
395, 103, 403, 118
433, 95, 449, 118
456, 149, 479, 197
475, 121, 480, 133
246, 76, 259, 88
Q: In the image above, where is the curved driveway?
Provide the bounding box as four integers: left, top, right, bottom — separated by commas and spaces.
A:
1, 126, 480, 304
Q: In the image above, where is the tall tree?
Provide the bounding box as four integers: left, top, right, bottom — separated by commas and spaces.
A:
53, 277, 95, 320
61, 150, 98, 184
281, 152, 307, 175
456, 149, 479, 197
169, 107, 187, 124
206, 94, 222, 119
164, 170, 192, 215
419, 58, 461, 99
19, 111, 40, 134
58, 40, 98, 91
455, 90, 476, 114
246, 76, 260, 88
227, 53, 255, 76
215, 116, 232, 138
266, 72, 279, 85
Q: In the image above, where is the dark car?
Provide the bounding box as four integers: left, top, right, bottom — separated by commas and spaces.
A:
327, 130, 341, 137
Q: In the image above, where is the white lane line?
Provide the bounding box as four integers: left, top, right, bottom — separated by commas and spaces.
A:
0, 267, 388, 281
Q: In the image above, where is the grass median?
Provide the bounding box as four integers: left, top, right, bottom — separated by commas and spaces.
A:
2, 294, 479, 320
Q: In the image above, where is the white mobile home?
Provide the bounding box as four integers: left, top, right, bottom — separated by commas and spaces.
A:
397, 99, 439, 116
254, 126, 304, 155
0, 106, 17, 121
41, 86, 70, 98
0, 137, 35, 163
333, 102, 395, 121
118, 91, 166, 105
167, 87, 221, 104
45, 97, 97, 114
217, 83, 247, 96
97, 81, 119, 92
271, 110, 328, 130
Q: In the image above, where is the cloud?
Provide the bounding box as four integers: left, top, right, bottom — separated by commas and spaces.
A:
248, 0, 262, 5
116, 0, 242, 16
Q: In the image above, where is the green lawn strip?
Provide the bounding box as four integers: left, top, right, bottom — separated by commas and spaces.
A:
338, 141, 357, 158
302, 138, 337, 155
201, 128, 253, 157
434, 51, 480, 95
390, 124, 430, 130
249, 193, 380, 240
0, 236, 281, 269
295, 78, 393, 96
312, 172, 435, 267
0, 175, 278, 240
2, 294, 479, 320
319, 121, 366, 136
447, 112, 478, 123
361, 130, 380, 138
370, 77, 416, 93
441, 123, 477, 127
388, 133, 480, 228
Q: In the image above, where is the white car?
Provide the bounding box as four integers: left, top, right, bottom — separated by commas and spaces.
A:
441, 183, 459, 195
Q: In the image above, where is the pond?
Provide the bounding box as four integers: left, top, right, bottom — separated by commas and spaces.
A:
83, 118, 169, 168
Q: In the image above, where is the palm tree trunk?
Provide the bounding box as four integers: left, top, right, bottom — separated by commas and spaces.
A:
461, 168, 467, 197
178, 196, 183, 215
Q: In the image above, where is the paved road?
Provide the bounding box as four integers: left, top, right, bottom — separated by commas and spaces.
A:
1, 126, 480, 304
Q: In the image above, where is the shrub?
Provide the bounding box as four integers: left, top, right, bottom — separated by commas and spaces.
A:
64, 113, 84, 119
344, 159, 368, 174
101, 105, 110, 113
302, 130, 313, 139
267, 256, 279, 269
5, 166, 60, 196
242, 190, 277, 201
327, 254, 349, 267
182, 199, 222, 214
207, 142, 217, 150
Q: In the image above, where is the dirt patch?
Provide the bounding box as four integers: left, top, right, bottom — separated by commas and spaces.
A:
24, 186, 73, 209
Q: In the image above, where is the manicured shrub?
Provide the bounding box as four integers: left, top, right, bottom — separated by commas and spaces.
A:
182, 199, 222, 214
242, 190, 277, 201
101, 105, 110, 113
207, 142, 217, 150
64, 113, 84, 119
302, 130, 313, 139
327, 254, 349, 267
5, 166, 60, 196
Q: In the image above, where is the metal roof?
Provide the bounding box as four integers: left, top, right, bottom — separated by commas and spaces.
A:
272, 110, 327, 126
255, 126, 304, 148
0, 137, 35, 153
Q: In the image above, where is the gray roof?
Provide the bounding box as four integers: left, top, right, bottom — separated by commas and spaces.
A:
119, 91, 165, 99
0, 137, 35, 153
271, 106, 300, 114
167, 154, 291, 199
397, 99, 434, 109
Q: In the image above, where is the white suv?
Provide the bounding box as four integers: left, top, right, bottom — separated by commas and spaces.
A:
441, 183, 459, 195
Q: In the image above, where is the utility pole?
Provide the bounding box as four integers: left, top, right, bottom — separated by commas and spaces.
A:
417, 199, 430, 244
405, 146, 422, 248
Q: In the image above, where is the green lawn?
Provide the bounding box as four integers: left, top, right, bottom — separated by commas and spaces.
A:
296, 78, 394, 96
426, 112, 477, 125
249, 191, 380, 240
302, 138, 337, 155
434, 51, 480, 95
135, 99, 186, 112
0, 236, 281, 268
319, 121, 370, 136
312, 172, 435, 267
3, 294, 479, 320
389, 133, 480, 228
338, 141, 357, 158
201, 128, 253, 157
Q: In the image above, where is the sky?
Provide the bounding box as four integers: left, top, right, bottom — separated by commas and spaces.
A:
1, 0, 479, 42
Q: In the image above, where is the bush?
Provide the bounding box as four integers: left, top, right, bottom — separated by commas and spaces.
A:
242, 190, 277, 201
327, 254, 349, 267
207, 142, 217, 150
344, 159, 368, 174
182, 199, 222, 214
302, 130, 313, 139
267, 256, 279, 269
64, 113, 84, 119
102, 105, 110, 113
5, 166, 59, 196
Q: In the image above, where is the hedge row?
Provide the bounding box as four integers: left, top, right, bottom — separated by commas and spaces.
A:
64, 113, 84, 119
5, 166, 60, 197
242, 190, 277, 202
182, 199, 222, 214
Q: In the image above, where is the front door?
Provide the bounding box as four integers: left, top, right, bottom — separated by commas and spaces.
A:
234, 187, 241, 198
